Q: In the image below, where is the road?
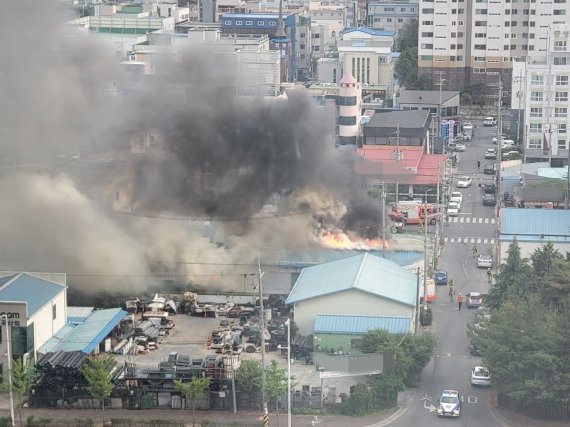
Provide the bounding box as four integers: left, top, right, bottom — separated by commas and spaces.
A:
389, 118, 504, 426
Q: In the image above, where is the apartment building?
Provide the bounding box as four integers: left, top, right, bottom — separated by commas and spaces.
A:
418, 0, 570, 104
366, 1, 418, 37
511, 25, 570, 164
308, 5, 347, 58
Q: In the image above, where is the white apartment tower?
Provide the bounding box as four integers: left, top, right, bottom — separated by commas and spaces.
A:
512, 25, 570, 164
418, 0, 570, 103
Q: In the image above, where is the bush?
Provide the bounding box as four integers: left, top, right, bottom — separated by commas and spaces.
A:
0, 417, 13, 427
420, 306, 433, 326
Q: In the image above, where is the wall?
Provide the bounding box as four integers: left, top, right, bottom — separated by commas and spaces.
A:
293, 289, 414, 336
30, 291, 67, 362
499, 240, 570, 263
0, 302, 27, 374
315, 333, 359, 354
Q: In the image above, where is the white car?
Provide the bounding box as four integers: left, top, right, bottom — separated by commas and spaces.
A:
450, 191, 463, 204
483, 117, 497, 126
457, 176, 472, 188
455, 143, 466, 152
437, 389, 463, 417
485, 148, 497, 159
477, 254, 493, 268
447, 202, 460, 216
471, 366, 491, 387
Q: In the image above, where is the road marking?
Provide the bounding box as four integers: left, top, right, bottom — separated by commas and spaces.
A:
470, 238, 476, 243
491, 218, 496, 224
460, 217, 465, 223
484, 218, 489, 223
468, 396, 478, 404
477, 238, 482, 243
478, 218, 483, 223
466, 217, 471, 223
483, 238, 488, 244
450, 238, 455, 243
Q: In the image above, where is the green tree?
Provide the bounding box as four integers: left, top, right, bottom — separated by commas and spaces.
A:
3, 357, 34, 426
397, 19, 418, 51
236, 360, 262, 393
263, 360, 288, 427
395, 47, 418, 86
541, 260, 570, 311
82, 357, 114, 426
531, 243, 563, 276
174, 377, 211, 427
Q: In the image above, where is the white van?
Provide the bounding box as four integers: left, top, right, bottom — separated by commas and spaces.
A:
483, 117, 497, 126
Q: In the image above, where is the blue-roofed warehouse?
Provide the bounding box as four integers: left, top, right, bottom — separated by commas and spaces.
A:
286, 253, 417, 336
314, 314, 412, 354
499, 208, 570, 261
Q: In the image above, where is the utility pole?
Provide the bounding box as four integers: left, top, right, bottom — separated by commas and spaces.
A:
395, 124, 400, 209
381, 183, 387, 256
566, 148, 570, 209
496, 77, 503, 217
415, 267, 421, 334
1, 315, 15, 427
434, 72, 446, 154
257, 256, 267, 416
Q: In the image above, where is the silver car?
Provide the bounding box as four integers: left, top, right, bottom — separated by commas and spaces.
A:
471, 366, 491, 387
477, 254, 493, 268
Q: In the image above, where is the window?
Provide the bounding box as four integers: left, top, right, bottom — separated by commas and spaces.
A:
387, 18, 392, 22
504, 44, 510, 50
530, 123, 542, 133
475, 21, 487, 26
53, 304, 57, 320
245, 20, 252, 25
512, 9, 518, 14
554, 0, 566, 2
224, 20, 231, 25
422, 32, 434, 37
528, 137, 542, 149
421, 43, 433, 49
554, 57, 567, 65
555, 107, 567, 117
559, 124, 567, 134
258, 21, 265, 26
554, 41, 567, 51
475, 33, 486, 38
554, 9, 566, 14
235, 20, 243, 25
531, 91, 543, 101
511, 21, 517, 26
505, 21, 511, 27
338, 116, 357, 125
531, 74, 544, 85
531, 9, 536, 14
474, 56, 485, 61
422, 21, 433, 25
476, 8, 488, 13
556, 75, 569, 86
558, 138, 567, 149
421, 55, 433, 60
505, 9, 511, 14
338, 96, 357, 106
422, 8, 434, 13
511, 44, 517, 50
474, 44, 486, 50
530, 21, 535, 27
530, 107, 542, 117
555, 91, 568, 101
529, 33, 535, 38
457, 44, 464, 49
385, 7, 394, 11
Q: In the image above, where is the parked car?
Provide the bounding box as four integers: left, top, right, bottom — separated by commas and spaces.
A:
482, 194, 496, 206
470, 339, 481, 355
457, 176, 472, 188
228, 306, 243, 318
467, 292, 483, 308
503, 150, 522, 160
471, 366, 491, 387
450, 191, 463, 204
483, 163, 497, 175
447, 202, 460, 216
434, 270, 448, 286
483, 183, 496, 194
477, 254, 493, 268
483, 117, 497, 126
484, 148, 497, 159
455, 143, 467, 152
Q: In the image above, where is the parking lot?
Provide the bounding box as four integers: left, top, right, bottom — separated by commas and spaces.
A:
117, 313, 361, 396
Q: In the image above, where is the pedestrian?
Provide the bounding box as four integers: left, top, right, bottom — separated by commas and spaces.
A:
477, 160, 481, 170
457, 293, 463, 311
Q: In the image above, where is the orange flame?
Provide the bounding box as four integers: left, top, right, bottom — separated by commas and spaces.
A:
319, 230, 388, 251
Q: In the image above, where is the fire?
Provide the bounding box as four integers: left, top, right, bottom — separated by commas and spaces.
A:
319, 230, 387, 251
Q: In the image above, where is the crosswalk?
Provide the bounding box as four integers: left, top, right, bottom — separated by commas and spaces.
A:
443, 237, 496, 244
448, 217, 496, 224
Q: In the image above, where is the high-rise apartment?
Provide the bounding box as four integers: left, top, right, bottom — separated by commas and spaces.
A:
418, 0, 570, 103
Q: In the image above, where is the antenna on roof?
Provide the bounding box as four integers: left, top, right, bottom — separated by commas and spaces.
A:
275, 0, 287, 39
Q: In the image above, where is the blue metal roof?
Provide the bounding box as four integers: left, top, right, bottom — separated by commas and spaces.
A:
67, 306, 94, 324
286, 253, 417, 306
500, 208, 570, 242
55, 308, 127, 354
314, 314, 412, 335
0, 273, 66, 317
343, 27, 396, 37
38, 324, 76, 355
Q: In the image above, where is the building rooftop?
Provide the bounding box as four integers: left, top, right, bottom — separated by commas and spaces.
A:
366, 110, 431, 131
342, 27, 396, 37
42, 308, 127, 354
0, 273, 66, 317
398, 89, 459, 105
67, 306, 95, 324
286, 253, 417, 306
314, 314, 412, 335
222, 13, 295, 19
500, 208, 570, 242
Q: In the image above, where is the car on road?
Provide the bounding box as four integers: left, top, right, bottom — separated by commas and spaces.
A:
483, 183, 496, 194
437, 389, 463, 417
484, 148, 497, 159
457, 176, 472, 188
434, 270, 448, 286
477, 254, 493, 268
467, 292, 483, 308
471, 366, 491, 387
455, 143, 466, 152
483, 117, 497, 126
450, 191, 463, 204
502, 150, 522, 160
470, 339, 482, 355
482, 194, 496, 206
447, 202, 460, 216
483, 163, 497, 175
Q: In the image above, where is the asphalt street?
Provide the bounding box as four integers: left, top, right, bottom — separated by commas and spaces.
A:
389, 118, 504, 426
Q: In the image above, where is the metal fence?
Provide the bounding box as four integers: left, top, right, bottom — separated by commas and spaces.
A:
497, 392, 570, 420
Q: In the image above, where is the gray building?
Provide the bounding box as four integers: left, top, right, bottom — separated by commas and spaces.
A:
366, 1, 418, 37
363, 110, 432, 147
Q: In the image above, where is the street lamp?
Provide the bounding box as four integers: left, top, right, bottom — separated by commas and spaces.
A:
1, 314, 15, 427
278, 319, 292, 427
423, 189, 434, 310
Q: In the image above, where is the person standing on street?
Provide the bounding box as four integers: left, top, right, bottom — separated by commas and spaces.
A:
457, 293, 464, 311
477, 160, 481, 170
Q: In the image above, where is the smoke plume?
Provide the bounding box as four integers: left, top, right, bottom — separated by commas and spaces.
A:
0, 1, 382, 292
